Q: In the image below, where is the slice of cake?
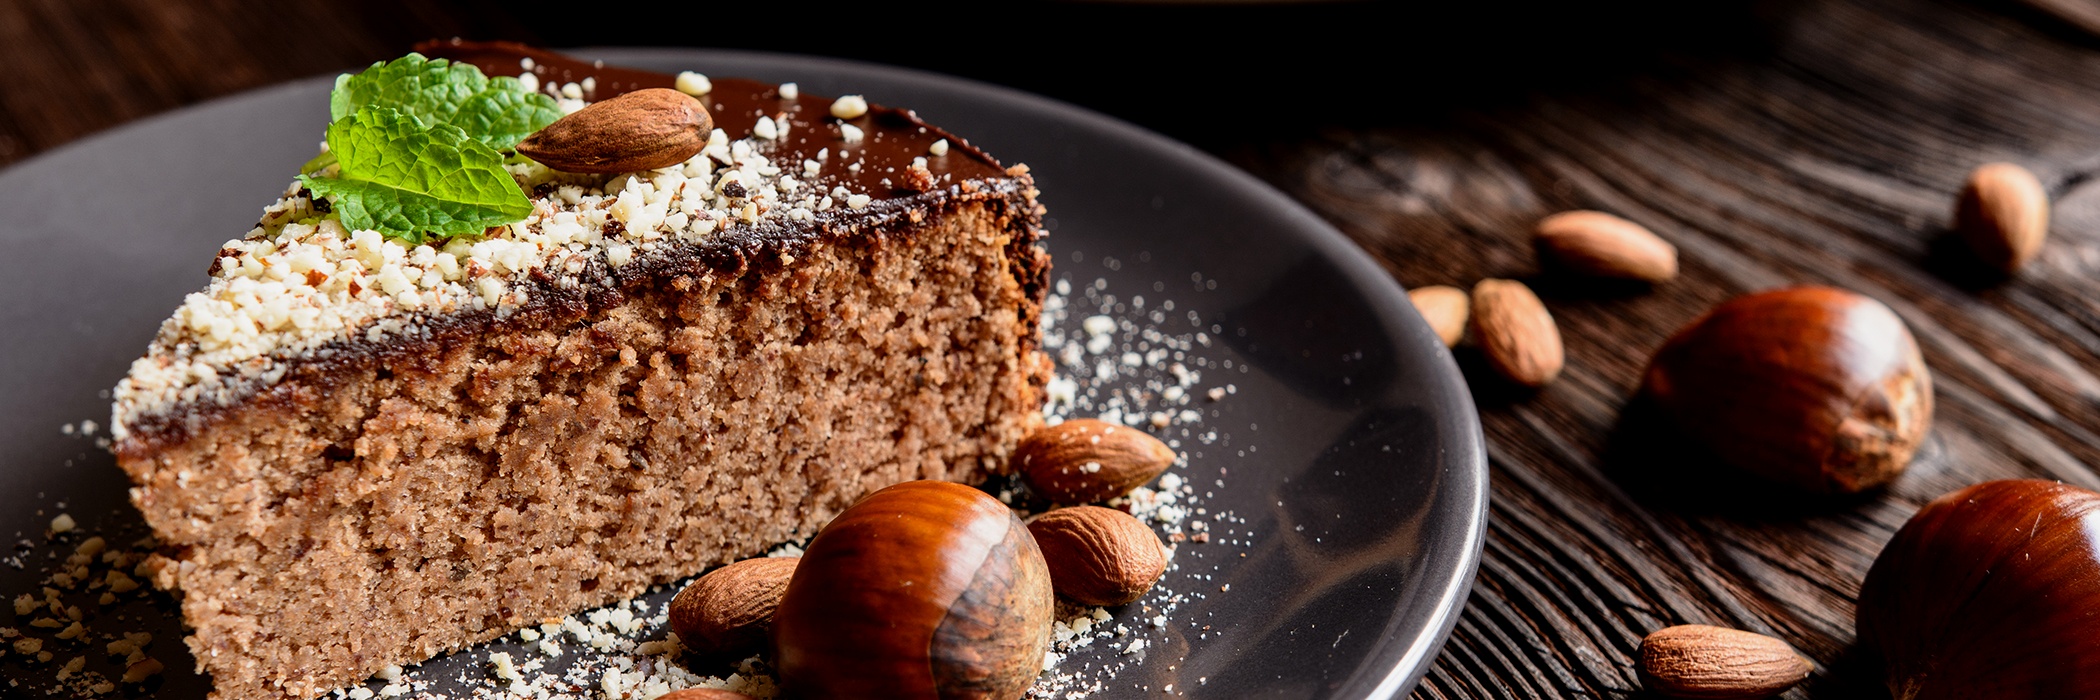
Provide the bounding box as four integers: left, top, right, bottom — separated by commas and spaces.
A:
109, 41, 1050, 700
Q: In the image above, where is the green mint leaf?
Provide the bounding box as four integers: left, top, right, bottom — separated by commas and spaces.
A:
299, 106, 531, 244
300, 149, 337, 175
330, 53, 560, 150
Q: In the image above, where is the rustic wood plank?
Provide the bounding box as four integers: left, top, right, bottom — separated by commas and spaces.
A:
1232, 0, 2100, 697
0, 0, 533, 169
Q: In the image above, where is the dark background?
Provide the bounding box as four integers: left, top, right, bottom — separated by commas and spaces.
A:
0, 0, 1790, 166
11, 0, 2100, 698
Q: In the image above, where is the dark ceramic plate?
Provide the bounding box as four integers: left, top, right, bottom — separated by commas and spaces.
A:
0, 49, 1485, 699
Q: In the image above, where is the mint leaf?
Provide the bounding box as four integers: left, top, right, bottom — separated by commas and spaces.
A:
330, 53, 560, 150
299, 106, 531, 244
300, 149, 336, 175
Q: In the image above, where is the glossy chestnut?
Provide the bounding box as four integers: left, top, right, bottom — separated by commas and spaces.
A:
1858, 479, 2100, 699
1641, 286, 1932, 494
772, 480, 1053, 700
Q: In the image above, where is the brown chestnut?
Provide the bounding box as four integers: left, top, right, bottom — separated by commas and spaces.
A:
1641, 286, 1933, 494
772, 481, 1053, 699
1858, 480, 2100, 699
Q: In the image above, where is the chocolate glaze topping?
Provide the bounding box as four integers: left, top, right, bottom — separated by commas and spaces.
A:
415, 39, 1009, 199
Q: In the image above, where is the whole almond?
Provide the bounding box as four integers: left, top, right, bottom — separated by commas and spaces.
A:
1015, 419, 1176, 505
517, 88, 713, 174
1639, 625, 1812, 699
1954, 162, 2048, 273
1471, 279, 1563, 387
1534, 210, 1678, 282
1408, 285, 1470, 347
668, 556, 798, 656
1026, 506, 1168, 605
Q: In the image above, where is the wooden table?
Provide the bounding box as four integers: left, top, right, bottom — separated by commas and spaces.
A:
9, 0, 2099, 697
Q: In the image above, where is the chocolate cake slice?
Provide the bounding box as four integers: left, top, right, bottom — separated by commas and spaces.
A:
109, 42, 1050, 700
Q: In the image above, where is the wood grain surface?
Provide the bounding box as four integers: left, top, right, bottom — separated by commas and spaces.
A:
1232, 1, 2100, 697
8, 0, 2100, 698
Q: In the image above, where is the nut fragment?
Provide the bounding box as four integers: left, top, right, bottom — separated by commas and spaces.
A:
668, 556, 798, 656
1015, 419, 1177, 505
1027, 506, 1168, 606
1407, 285, 1469, 347
516, 88, 713, 174
122, 656, 165, 683
1954, 162, 2048, 273
1639, 625, 1812, 699
830, 94, 870, 119
1470, 279, 1563, 387
1534, 210, 1678, 282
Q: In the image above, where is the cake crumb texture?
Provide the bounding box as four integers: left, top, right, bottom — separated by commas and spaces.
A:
114, 195, 1048, 700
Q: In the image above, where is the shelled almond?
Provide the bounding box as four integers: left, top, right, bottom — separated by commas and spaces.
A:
1639, 625, 1812, 699
1015, 419, 1177, 504
1470, 279, 1564, 387
1533, 210, 1678, 283
517, 88, 713, 173
1027, 506, 1168, 606
668, 556, 799, 657
1408, 285, 1470, 347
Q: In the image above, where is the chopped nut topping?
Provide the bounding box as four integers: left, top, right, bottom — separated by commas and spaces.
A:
113, 123, 880, 438
830, 95, 868, 119
674, 71, 712, 96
